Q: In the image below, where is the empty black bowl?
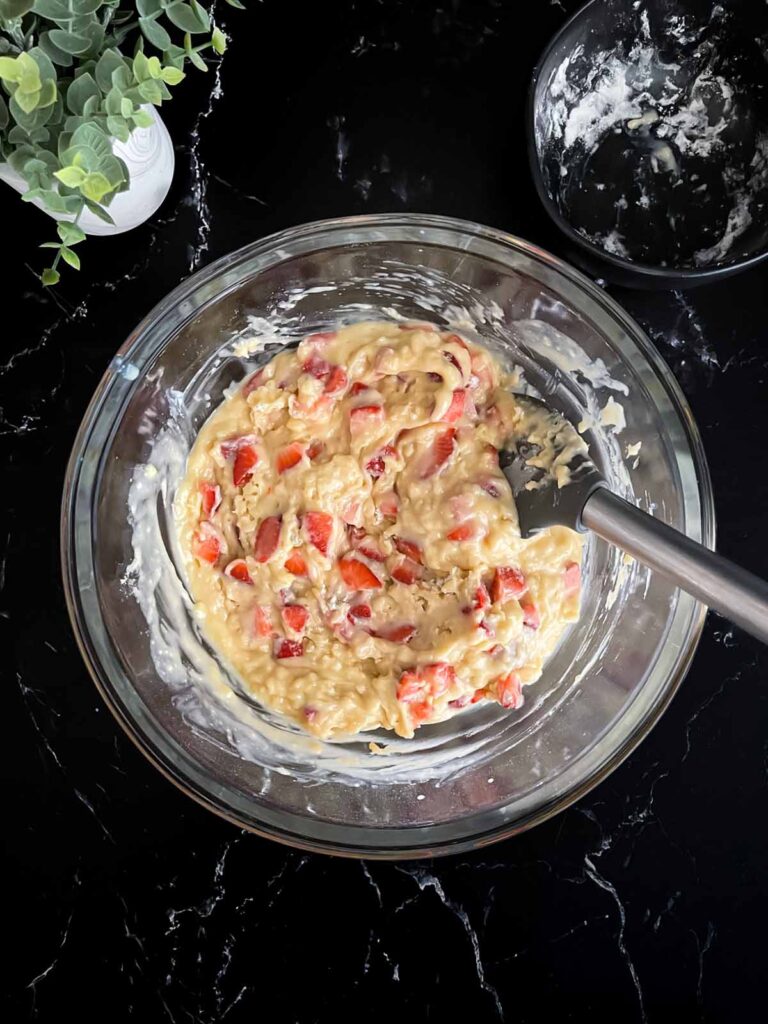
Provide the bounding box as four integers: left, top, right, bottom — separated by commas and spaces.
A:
529, 0, 768, 287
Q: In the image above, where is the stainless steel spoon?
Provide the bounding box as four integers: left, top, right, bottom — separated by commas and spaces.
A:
502, 395, 768, 645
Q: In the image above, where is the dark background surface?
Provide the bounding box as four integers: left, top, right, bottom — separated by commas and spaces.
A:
3, 1, 766, 1020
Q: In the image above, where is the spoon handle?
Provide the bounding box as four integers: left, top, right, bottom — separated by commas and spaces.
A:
581, 486, 768, 645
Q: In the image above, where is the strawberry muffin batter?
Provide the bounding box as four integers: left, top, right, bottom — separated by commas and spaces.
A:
175, 322, 582, 740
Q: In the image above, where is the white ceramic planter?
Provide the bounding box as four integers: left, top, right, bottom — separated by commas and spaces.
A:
0, 105, 175, 236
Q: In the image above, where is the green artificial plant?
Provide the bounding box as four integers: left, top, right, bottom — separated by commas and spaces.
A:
0, 0, 242, 284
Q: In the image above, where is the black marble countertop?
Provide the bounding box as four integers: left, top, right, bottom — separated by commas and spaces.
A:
5, 2, 767, 1020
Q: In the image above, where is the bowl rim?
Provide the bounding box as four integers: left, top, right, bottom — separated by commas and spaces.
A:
60, 212, 715, 858
526, 0, 768, 283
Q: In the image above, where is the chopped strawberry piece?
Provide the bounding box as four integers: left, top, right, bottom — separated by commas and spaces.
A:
324, 365, 348, 396
284, 549, 308, 576
448, 693, 472, 709
424, 662, 456, 696
479, 478, 502, 498
520, 598, 540, 630
199, 482, 221, 519
564, 561, 581, 593
443, 389, 466, 423
224, 559, 252, 584
486, 644, 504, 657
397, 671, 428, 703
307, 440, 324, 461
446, 521, 479, 541
365, 455, 386, 479
378, 492, 399, 519
496, 672, 524, 709
410, 701, 432, 723
443, 350, 463, 375
274, 637, 304, 659
474, 584, 490, 611
371, 622, 416, 643
420, 428, 456, 479
282, 604, 308, 634
349, 603, 372, 620
350, 405, 384, 433
355, 536, 386, 562
192, 522, 222, 564
477, 619, 494, 638
303, 511, 333, 557
342, 502, 362, 526
471, 689, 486, 703
303, 352, 332, 380
397, 662, 454, 703
254, 605, 274, 637
393, 537, 423, 564
254, 515, 282, 563
391, 557, 423, 585
242, 368, 266, 396
349, 381, 369, 396
232, 439, 260, 487
276, 441, 304, 474
428, 371, 443, 383
339, 557, 382, 590
491, 566, 527, 603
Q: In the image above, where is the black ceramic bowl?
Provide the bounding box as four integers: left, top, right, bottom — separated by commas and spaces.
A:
529, 0, 768, 287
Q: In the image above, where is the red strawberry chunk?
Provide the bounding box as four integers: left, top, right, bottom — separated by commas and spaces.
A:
276, 441, 304, 474
242, 368, 266, 396
350, 405, 384, 433
324, 365, 348, 396
254, 515, 282, 563
474, 584, 490, 611
232, 438, 260, 487
443, 389, 466, 423
378, 492, 399, 519
479, 478, 502, 498
284, 549, 308, 576
423, 662, 456, 696
397, 662, 455, 703
391, 557, 423, 585
303, 352, 332, 380
282, 604, 309, 634
396, 671, 428, 704
446, 521, 479, 541
443, 350, 463, 375
199, 481, 221, 519
520, 598, 540, 630
491, 566, 527, 603
564, 561, 581, 593
254, 605, 274, 637
496, 672, 523, 709
274, 637, 304, 659
393, 537, 423, 564
371, 623, 416, 643
339, 557, 382, 590
342, 501, 362, 526
420, 427, 456, 479
349, 603, 372, 620
349, 381, 369, 396
365, 455, 385, 479
303, 511, 334, 557
357, 540, 386, 562
192, 522, 222, 564
307, 440, 325, 461
224, 559, 252, 584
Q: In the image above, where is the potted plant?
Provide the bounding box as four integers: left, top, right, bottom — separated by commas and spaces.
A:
0, 0, 242, 284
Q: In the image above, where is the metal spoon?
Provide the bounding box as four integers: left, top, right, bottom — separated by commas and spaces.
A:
502, 395, 768, 645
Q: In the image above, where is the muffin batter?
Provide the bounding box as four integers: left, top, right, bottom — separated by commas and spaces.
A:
175, 322, 582, 739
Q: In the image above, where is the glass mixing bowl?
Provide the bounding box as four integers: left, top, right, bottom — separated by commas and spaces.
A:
61, 214, 714, 858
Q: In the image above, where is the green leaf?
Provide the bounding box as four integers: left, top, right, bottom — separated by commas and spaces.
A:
137, 0, 162, 14
0, 56, 22, 84
188, 48, 207, 72
42, 267, 61, 286
131, 108, 153, 128
31, 0, 73, 18
82, 93, 99, 117
29, 47, 57, 85
1, 0, 34, 16
225, 0, 245, 9
166, 1, 208, 34
160, 65, 184, 85
71, 0, 104, 13
133, 49, 150, 82
69, 122, 112, 160
120, 96, 132, 117
36, 78, 58, 108
105, 86, 124, 115
81, 170, 113, 201
112, 64, 133, 91
137, 77, 162, 103
66, 71, 98, 114
190, 0, 210, 31
95, 48, 124, 92
57, 221, 86, 244
60, 246, 81, 269
9, 94, 52, 129
48, 31, 92, 56
15, 89, 42, 115
146, 55, 162, 78
0, 95, 8, 130
55, 164, 87, 187
107, 114, 130, 142
40, 241, 63, 248
83, 196, 114, 223
211, 27, 227, 55
39, 31, 75, 69
139, 16, 172, 51
28, 188, 67, 212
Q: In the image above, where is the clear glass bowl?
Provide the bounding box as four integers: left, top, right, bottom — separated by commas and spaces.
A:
61, 214, 714, 858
